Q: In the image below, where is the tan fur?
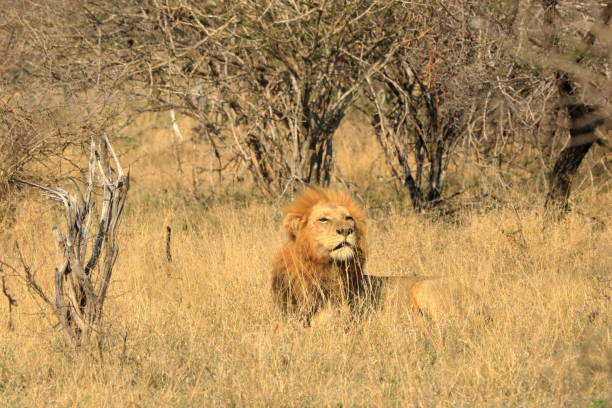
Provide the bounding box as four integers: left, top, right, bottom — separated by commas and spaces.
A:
381, 277, 475, 319
380, 276, 434, 312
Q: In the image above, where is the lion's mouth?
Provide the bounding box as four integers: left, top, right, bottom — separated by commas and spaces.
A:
332, 241, 351, 251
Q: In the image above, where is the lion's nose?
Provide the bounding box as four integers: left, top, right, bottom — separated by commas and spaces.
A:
337, 227, 354, 237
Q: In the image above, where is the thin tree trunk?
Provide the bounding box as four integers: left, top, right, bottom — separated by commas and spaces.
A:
542, 2, 611, 219
304, 131, 336, 187
545, 74, 602, 215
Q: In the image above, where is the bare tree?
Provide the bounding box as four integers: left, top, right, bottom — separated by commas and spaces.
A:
5, 0, 608, 214
1, 0, 127, 220
217, 0, 405, 197
538, 0, 612, 218
43, 0, 409, 199
366, 2, 493, 211
14, 138, 129, 345
365, 1, 610, 212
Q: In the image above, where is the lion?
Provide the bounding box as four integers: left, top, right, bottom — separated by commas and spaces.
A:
271, 187, 376, 325
271, 187, 460, 325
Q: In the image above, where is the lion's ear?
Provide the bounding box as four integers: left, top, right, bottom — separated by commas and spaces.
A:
283, 213, 302, 239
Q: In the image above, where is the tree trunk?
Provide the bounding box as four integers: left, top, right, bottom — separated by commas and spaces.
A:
544, 73, 602, 216
542, 2, 611, 219
305, 136, 333, 187
545, 140, 594, 214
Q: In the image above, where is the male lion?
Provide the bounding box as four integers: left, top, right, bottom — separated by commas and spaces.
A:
271, 187, 450, 325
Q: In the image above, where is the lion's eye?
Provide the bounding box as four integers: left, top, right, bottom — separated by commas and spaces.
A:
345, 216, 354, 221
318, 217, 329, 223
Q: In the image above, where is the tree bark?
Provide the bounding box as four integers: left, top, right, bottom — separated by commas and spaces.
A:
543, 2, 611, 219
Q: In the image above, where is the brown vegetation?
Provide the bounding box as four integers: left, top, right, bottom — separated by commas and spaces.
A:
0, 159, 609, 405
0, 0, 610, 406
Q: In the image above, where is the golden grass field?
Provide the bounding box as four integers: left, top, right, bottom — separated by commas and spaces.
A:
0, 115, 610, 407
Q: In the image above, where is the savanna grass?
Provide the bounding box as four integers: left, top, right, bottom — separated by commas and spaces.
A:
0, 189, 609, 406
0, 114, 609, 406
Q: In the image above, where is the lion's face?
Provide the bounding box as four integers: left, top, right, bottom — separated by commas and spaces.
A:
306, 203, 358, 261
282, 188, 366, 264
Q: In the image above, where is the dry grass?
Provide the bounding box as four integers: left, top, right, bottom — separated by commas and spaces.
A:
0, 115, 610, 407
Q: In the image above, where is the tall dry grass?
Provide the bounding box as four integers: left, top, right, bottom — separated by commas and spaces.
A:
0, 115, 610, 407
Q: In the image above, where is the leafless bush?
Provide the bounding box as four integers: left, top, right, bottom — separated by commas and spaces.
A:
0, 3, 132, 344
366, 2, 517, 210
365, 1, 610, 212
13, 138, 129, 345
216, 1, 408, 197
0, 1, 128, 219
3, 0, 609, 211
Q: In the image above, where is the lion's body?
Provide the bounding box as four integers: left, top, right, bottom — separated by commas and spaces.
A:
381, 276, 452, 318
271, 188, 474, 324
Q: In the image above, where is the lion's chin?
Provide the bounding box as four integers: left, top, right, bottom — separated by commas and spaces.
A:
329, 245, 355, 261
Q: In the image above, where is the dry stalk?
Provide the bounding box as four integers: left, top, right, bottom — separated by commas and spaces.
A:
165, 226, 173, 263
1, 274, 17, 330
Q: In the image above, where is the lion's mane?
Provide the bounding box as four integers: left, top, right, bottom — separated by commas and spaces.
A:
271, 188, 377, 324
